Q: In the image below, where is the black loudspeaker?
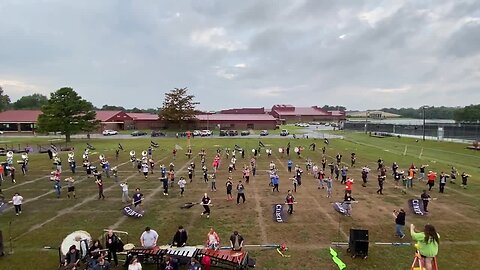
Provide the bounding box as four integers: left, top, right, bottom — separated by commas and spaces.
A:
348, 229, 368, 259
0, 230, 4, 256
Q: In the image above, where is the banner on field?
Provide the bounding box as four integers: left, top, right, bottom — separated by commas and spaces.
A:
272, 204, 287, 223
408, 199, 426, 216
122, 205, 144, 218
333, 202, 347, 216
0, 200, 7, 214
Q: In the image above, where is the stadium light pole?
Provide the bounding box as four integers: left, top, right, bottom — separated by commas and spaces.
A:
422, 106, 429, 141
364, 111, 370, 134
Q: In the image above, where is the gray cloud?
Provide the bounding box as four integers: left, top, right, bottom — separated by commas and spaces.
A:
0, 0, 479, 111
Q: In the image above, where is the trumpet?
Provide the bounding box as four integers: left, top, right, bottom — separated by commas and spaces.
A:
82, 153, 89, 160
278, 148, 284, 153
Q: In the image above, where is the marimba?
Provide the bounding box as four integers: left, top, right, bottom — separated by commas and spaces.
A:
163, 246, 199, 264
127, 246, 166, 270
199, 248, 249, 269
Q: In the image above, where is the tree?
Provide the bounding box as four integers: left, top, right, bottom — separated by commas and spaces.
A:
0, 86, 11, 111
12, 93, 48, 109
37, 87, 99, 142
160, 88, 199, 127
322, 105, 346, 111
454, 104, 480, 122
100, 104, 125, 111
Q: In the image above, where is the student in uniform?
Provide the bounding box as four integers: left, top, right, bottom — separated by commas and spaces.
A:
201, 193, 211, 218
461, 172, 471, 189
236, 181, 246, 204
421, 190, 431, 213
438, 172, 449, 193
427, 171, 436, 191
177, 177, 187, 196
226, 178, 233, 201
285, 190, 295, 214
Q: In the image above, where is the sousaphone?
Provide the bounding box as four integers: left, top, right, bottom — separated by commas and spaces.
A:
278, 148, 284, 153
130, 150, 136, 157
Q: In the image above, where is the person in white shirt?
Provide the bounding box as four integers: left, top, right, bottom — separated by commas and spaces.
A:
142, 163, 149, 179
230, 157, 237, 170
177, 177, 187, 196
120, 182, 129, 203
10, 192, 24, 216
140, 227, 158, 248
128, 256, 142, 270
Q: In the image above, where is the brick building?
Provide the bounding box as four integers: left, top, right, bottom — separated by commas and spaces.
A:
270, 105, 346, 123
195, 114, 277, 130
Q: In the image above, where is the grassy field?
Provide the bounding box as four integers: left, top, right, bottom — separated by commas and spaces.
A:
0, 131, 479, 270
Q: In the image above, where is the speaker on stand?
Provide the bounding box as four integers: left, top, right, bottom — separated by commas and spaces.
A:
347, 228, 368, 259
0, 230, 4, 256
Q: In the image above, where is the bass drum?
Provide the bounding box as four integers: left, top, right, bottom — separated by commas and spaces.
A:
60, 230, 91, 257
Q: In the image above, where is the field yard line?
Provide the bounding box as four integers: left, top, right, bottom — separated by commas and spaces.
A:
273, 154, 349, 240
343, 137, 474, 171
2, 160, 132, 213
12, 170, 142, 241
2, 176, 51, 192
251, 175, 269, 243
108, 156, 195, 230
343, 138, 476, 199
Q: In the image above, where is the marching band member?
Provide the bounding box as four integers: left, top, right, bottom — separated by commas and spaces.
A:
201, 193, 212, 218
65, 177, 76, 199
132, 188, 144, 209
141, 163, 149, 179
342, 193, 355, 217
69, 158, 76, 174
96, 178, 105, 200
202, 166, 208, 183
243, 166, 250, 184
120, 181, 130, 203
140, 226, 158, 249
188, 164, 193, 182
323, 176, 333, 198
172, 226, 188, 247
226, 177, 233, 201
285, 190, 295, 214
236, 180, 246, 204
210, 173, 217, 192
450, 167, 458, 184
461, 172, 471, 189
178, 177, 187, 196
229, 231, 244, 251
10, 192, 24, 216
361, 165, 370, 187
169, 169, 175, 187
149, 158, 155, 174
112, 166, 118, 183
161, 175, 169, 196
10, 166, 16, 184
206, 228, 220, 250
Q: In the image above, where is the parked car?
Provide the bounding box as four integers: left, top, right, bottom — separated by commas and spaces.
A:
260, 130, 269, 136
280, 129, 289, 136
151, 130, 166, 137
131, 130, 147, 137
219, 130, 228, 137
241, 130, 250, 136
192, 130, 201, 137
102, 130, 118, 136
228, 130, 238, 136
201, 130, 212, 136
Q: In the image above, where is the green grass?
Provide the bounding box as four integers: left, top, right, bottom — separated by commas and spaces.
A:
0, 132, 479, 269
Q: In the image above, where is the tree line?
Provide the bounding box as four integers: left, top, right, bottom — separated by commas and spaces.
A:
0, 86, 199, 142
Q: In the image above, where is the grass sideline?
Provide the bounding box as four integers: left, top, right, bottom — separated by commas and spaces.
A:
0, 132, 479, 269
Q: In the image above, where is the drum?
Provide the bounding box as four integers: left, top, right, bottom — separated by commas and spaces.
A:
124, 243, 135, 251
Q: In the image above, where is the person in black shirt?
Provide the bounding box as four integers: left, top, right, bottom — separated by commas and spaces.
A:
461, 172, 471, 189
172, 226, 188, 247
350, 153, 356, 167
64, 245, 80, 268
132, 188, 144, 208
201, 193, 211, 218
93, 257, 110, 270
335, 153, 342, 164
376, 175, 385, 195
421, 190, 431, 213
393, 209, 406, 238
226, 178, 233, 201
88, 239, 104, 267
229, 231, 244, 251
105, 229, 119, 266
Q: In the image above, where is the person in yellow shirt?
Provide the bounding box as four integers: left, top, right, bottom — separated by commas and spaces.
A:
410, 224, 440, 270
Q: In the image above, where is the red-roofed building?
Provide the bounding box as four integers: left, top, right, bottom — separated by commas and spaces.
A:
95, 111, 133, 131
271, 105, 346, 123
220, 107, 266, 114
0, 110, 42, 132
125, 112, 162, 130
195, 114, 277, 129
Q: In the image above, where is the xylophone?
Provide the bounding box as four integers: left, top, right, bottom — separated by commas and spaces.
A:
199, 248, 249, 269
162, 245, 200, 264
127, 246, 166, 270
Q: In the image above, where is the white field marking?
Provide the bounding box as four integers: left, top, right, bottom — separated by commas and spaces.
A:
273, 153, 349, 240
3, 160, 132, 213
251, 172, 269, 243
107, 155, 196, 232
2, 176, 51, 191
12, 169, 144, 241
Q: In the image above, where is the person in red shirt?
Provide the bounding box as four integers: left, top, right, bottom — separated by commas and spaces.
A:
427, 171, 437, 191
345, 178, 354, 195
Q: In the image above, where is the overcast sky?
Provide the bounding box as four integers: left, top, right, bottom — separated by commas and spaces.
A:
1, 0, 479, 111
